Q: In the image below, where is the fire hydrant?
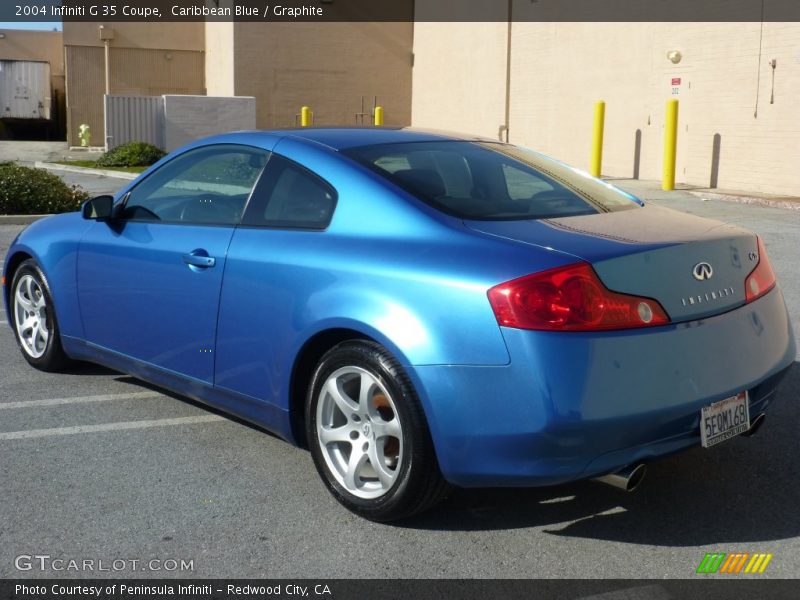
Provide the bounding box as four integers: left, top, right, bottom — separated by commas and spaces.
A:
78, 124, 91, 148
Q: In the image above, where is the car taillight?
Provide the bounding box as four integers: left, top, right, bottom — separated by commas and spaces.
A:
745, 236, 777, 303
487, 262, 670, 332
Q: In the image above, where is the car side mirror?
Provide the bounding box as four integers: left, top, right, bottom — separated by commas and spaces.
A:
82, 195, 115, 221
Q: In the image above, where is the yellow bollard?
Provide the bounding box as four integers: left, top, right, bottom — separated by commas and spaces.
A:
300, 106, 312, 127
374, 106, 384, 126
590, 101, 605, 178
662, 99, 679, 191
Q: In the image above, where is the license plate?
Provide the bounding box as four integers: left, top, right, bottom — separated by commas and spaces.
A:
700, 391, 750, 448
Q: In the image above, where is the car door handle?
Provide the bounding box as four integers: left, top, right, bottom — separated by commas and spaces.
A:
182, 252, 216, 269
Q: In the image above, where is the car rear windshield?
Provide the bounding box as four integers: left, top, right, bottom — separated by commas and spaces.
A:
344, 141, 641, 220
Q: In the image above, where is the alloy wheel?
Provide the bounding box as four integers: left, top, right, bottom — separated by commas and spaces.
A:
315, 366, 404, 500
13, 274, 50, 359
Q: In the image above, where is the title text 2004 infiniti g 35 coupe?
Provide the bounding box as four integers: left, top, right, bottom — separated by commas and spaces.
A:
3, 128, 795, 521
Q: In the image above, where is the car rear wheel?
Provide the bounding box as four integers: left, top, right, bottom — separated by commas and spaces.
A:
10, 259, 70, 371
306, 340, 449, 521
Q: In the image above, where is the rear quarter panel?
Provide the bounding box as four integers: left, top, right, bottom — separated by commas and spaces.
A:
213, 138, 580, 411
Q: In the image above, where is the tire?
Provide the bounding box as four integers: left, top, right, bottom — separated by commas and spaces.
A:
9, 259, 71, 371
306, 340, 449, 521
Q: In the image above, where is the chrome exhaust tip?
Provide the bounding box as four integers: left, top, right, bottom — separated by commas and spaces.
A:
742, 413, 766, 437
593, 463, 647, 493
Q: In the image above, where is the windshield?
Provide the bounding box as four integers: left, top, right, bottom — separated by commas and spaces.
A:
344, 141, 641, 220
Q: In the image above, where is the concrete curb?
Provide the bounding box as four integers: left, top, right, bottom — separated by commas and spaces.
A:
34, 161, 139, 180
0, 214, 51, 225
688, 190, 800, 211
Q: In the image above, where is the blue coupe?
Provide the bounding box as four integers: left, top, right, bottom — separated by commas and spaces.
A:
3, 128, 795, 521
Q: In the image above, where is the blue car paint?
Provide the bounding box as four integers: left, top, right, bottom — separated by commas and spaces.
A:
4, 213, 95, 339
467, 204, 760, 322
3, 128, 795, 488
76, 222, 237, 382
413, 287, 794, 486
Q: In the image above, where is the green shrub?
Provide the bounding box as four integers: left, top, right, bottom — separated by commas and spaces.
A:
96, 141, 165, 167
0, 162, 89, 215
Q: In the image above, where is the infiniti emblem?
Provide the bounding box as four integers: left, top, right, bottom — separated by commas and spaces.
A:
692, 262, 713, 281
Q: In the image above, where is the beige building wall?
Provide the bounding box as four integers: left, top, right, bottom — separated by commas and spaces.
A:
63, 18, 413, 146
509, 21, 800, 196
411, 21, 509, 140
412, 17, 800, 197
63, 23, 204, 51
509, 22, 662, 180
228, 21, 413, 128
63, 23, 205, 146
0, 29, 66, 134
0, 28, 64, 81
205, 22, 235, 97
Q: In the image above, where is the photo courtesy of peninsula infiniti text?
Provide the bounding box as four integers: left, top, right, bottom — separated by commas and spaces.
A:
3, 128, 795, 521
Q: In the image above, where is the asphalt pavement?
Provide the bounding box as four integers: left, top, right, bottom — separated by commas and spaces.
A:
0, 173, 798, 580
48, 168, 130, 198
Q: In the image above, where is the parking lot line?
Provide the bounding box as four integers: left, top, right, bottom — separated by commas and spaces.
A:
0, 391, 164, 410
0, 415, 226, 440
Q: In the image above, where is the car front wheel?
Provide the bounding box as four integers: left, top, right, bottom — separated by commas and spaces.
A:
306, 340, 449, 521
10, 259, 70, 371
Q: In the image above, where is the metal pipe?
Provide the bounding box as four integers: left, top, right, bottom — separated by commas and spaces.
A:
501, 0, 512, 142
374, 106, 384, 126
590, 100, 605, 177
742, 413, 766, 437
300, 106, 312, 127
593, 463, 647, 492
662, 99, 679, 190
104, 39, 111, 96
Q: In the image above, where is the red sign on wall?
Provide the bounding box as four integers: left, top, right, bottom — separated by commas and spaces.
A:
671, 77, 682, 86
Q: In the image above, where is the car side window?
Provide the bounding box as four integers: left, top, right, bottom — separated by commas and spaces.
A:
122, 145, 269, 225
242, 155, 337, 229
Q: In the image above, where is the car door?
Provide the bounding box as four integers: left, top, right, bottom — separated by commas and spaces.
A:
214, 153, 338, 402
76, 144, 269, 383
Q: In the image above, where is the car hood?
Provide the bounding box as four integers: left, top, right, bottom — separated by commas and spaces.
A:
464, 204, 760, 322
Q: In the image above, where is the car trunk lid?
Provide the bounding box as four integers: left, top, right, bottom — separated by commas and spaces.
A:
464, 204, 759, 322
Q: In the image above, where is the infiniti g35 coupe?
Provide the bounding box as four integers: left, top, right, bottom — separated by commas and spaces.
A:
3, 128, 795, 521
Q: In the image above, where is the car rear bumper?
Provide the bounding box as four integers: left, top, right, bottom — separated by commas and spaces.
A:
412, 287, 796, 487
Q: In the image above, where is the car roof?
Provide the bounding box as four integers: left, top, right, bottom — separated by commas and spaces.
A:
227, 127, 498, 151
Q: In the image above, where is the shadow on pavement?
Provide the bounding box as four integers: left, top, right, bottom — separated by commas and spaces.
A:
403, 362, 799, 546
60, 361, 118, 376
111, 374, 286, 441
